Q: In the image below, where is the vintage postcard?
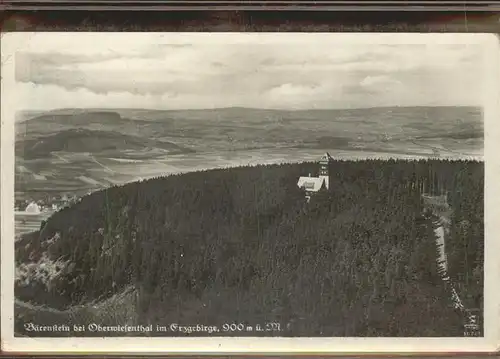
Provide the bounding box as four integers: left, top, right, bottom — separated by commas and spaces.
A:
1, 32, 499, 354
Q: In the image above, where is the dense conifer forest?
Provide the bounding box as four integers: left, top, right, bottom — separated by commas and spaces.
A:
15, 159, 483, 337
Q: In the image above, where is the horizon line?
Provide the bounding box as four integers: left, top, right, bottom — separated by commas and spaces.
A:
17, 104, 483, 113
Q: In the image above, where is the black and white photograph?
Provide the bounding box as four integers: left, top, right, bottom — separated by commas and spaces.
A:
1, 32, 499, 353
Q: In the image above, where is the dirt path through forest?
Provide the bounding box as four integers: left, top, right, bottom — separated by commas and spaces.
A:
424, 194, 481, 336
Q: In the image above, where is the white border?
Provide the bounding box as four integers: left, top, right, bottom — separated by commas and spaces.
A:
1, 32, 499, 354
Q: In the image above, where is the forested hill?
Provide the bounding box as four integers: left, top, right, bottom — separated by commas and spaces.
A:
15, 159, 483, 337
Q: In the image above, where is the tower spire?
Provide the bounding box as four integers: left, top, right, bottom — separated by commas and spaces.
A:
319, 152, 332, 190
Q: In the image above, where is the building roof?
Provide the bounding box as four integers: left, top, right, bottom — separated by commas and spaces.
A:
297, 176, 326, 192
25, 202, 41, 214
320, 152, 333, 162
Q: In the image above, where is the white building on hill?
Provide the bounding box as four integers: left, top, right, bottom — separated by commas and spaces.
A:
25, 201, 41, 214
297, 152, 333, 202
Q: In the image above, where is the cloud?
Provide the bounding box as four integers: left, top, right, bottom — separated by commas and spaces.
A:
11, 35, 486, 110
16, 52, 124, 67
360, 75, 403, 89
266, 83, 327, 109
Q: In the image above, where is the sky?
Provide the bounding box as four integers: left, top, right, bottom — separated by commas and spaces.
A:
6, 33, 490, 111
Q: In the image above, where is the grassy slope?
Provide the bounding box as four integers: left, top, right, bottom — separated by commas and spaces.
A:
15, 287, 140, 337
16, 128, 193, 160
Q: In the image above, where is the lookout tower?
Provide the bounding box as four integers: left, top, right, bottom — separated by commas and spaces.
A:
297, 152, 333, 202
319, 152, 333, 190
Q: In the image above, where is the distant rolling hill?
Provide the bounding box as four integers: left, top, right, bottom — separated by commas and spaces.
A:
16, 111, 149, 139
16, 128, 193, 160
15, 106, 484, 155
17, 110, 130, 126
17, 106, 483, 135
